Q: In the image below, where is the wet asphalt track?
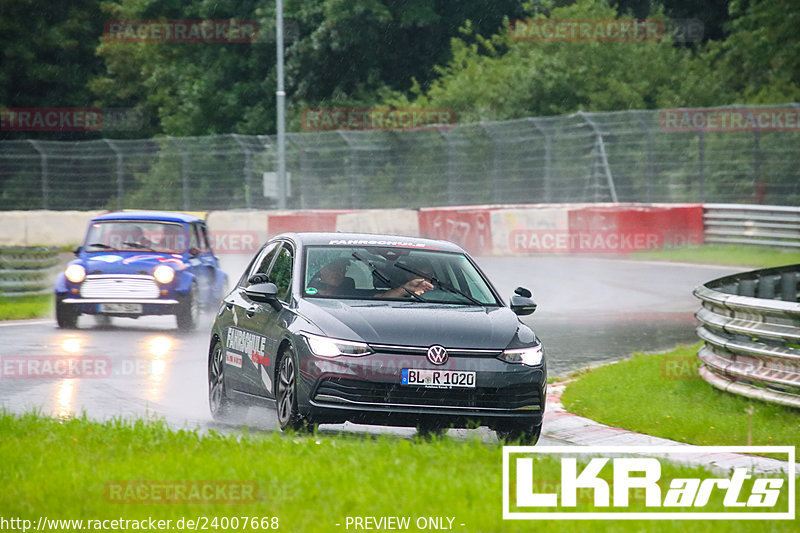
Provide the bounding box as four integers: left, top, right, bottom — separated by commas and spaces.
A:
0, 255, 742, 441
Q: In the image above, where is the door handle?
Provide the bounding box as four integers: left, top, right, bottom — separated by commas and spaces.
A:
246, 306, 257, 317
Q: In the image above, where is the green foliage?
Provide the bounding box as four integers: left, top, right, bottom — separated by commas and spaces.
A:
562, 343, 800, 457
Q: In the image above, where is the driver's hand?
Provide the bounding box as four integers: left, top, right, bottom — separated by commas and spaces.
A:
404, 278, 434, 295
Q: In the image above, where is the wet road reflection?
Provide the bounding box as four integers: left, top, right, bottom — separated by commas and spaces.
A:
0, 256, 743, 439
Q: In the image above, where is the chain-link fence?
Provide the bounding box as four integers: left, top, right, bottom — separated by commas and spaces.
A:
1, 104, 799, 211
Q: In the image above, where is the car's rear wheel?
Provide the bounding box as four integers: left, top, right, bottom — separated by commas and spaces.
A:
496, 422, 542, 445
208, 339, 232, 420
176, 282, 199, 331
276, 348, 306, 432
55, 297, 78, 329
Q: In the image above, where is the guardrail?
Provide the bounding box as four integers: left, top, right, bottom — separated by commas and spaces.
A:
0, 247, 60, 297
694, 265, 800, 408
704, 204, 800, 248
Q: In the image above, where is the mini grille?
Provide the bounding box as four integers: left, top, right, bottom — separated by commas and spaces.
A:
80, 276, 160, 299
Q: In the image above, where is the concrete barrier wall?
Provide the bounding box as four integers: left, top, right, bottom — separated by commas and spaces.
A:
0, 210, 104, 247
0, 204, 705, 255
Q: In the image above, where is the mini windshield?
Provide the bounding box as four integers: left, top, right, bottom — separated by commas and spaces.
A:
83, 221, 188, 253
303, 246, 498, 306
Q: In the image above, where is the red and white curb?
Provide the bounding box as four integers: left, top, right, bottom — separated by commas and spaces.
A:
542, 381, 795, 476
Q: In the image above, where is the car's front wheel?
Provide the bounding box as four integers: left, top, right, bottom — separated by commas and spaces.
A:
55, 297, 78, 329
276, 348, 306, 432
496, 422, 542, 445
208, 339, 232, 420
176, 282, 199, 331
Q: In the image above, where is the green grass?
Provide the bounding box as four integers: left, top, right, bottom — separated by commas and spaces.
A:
562, 343, 800, 457
0, 411, 795, 532
0, 293, 52, 320
630, 244, 800, 268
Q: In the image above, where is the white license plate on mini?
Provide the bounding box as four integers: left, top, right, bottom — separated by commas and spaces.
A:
401, 369, 476, 388
98, 303, 142, 314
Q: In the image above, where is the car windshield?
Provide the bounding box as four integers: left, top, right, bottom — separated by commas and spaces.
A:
83, 221, 188, 253
303, 246, 498, 306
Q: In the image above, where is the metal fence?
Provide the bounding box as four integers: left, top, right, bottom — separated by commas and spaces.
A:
704, 204, 800, 248
1, 104, 799, 211
0, 247, 60, 296
694, 265, 800, 408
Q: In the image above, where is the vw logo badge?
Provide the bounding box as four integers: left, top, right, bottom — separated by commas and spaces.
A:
427, 345, 448, 365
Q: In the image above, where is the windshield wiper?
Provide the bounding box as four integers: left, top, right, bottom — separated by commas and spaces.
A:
351, 252, 426, 302
86, 242, 112, 250
394, 263, 483, 305
122, 241, 155, 251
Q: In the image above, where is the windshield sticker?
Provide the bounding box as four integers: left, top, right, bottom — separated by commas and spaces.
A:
92, 255, 123, 263
305, 287, 318, 295
327, 239, 437, 249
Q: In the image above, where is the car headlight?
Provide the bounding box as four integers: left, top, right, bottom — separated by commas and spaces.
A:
153, 265, 175, 284
499, 343, 544, 366
64, 264, 86, 284
302, 332, 372, 358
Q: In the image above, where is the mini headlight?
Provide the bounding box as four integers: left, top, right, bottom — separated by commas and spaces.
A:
153, 264, 175, 284
64, 264, 86, 284
500, 343, 544, 367
302, 332, 372, 358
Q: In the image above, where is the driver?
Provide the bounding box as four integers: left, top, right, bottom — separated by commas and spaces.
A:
380, 258, 434, 299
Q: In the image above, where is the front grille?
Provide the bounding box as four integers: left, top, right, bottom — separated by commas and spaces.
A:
80, 275, 160, 299
314, 378, 541, 410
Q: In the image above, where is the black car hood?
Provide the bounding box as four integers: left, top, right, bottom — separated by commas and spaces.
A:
295, 298, 524, 350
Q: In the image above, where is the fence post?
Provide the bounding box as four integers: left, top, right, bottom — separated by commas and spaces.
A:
104, 139, 124, 210
169, 137, 190, 210
527, 118, 552, 203
231, 134, 253, 209
635, 111, 655, 203
578, 111, 618, 202
698, 131, 705, 203
753, 131, 761, 203
28, 140, 49, 209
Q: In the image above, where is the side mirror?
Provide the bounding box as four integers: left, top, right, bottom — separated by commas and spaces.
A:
73, 246, 82, 256
248, 273, 270, 285
245, 282, 282, 311
510, 290, 537, 316
514, 286, 532, 298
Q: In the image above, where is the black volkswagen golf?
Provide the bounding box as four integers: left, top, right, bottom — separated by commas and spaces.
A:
207, 232, 546, 442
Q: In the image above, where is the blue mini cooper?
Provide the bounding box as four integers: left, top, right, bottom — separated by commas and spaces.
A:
55, 211, 228, 330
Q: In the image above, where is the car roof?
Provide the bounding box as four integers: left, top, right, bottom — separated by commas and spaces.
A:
91, 211, 203, 224
274, 232, 466, 253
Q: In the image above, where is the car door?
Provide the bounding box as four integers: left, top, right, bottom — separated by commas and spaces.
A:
186, 222, 216, 306
221, 241, 280, 395
238, 241, 296, 400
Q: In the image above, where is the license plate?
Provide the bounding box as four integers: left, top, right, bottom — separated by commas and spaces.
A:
98, 303, 142, 314
401, 369, 476, 388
